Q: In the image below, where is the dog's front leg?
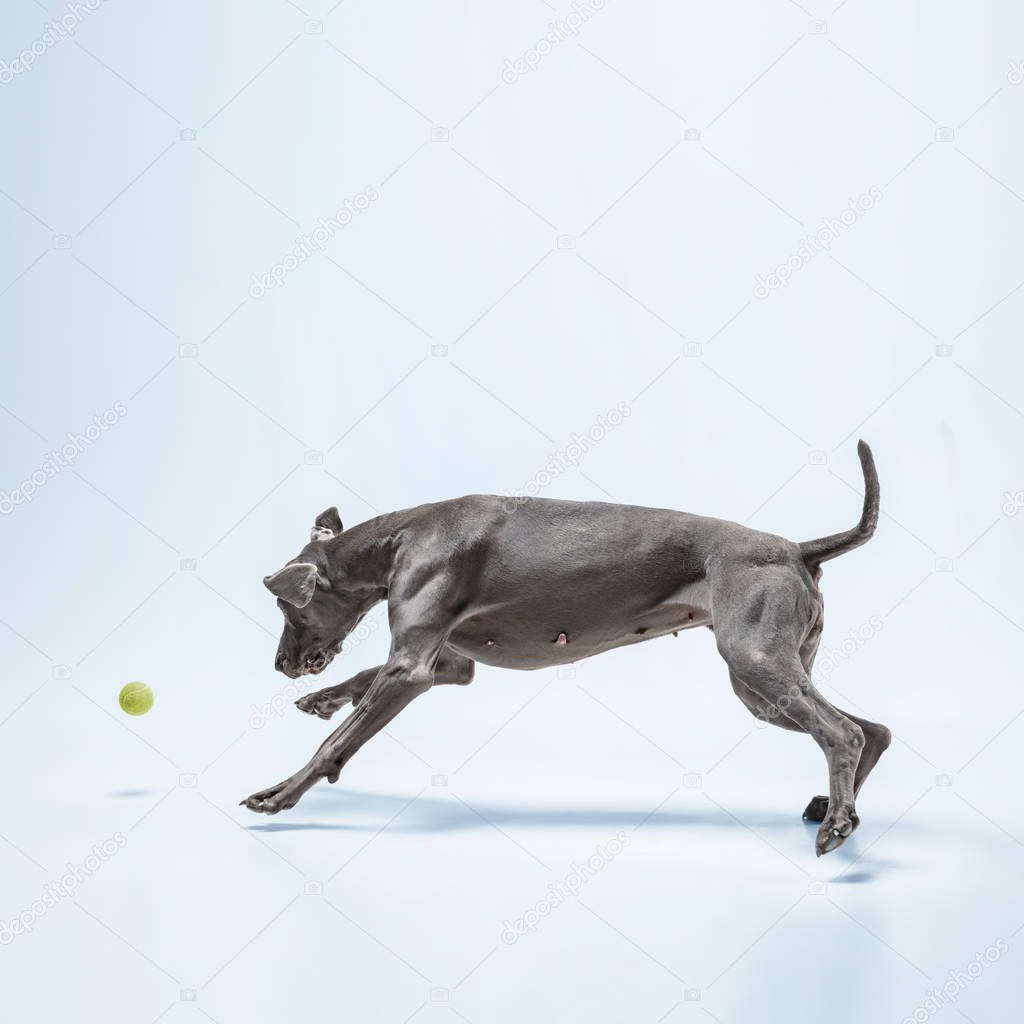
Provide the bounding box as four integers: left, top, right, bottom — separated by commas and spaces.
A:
296, 650, 475, 721
294, 665, 381, 720
241, 638, 442, 814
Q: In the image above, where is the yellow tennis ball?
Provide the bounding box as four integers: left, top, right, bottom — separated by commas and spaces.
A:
119, 681, 154, 716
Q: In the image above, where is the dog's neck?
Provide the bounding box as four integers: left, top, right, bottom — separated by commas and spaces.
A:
324, 511, 403, 595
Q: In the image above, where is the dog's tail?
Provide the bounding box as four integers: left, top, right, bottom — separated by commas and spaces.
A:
799, 440, 879, 568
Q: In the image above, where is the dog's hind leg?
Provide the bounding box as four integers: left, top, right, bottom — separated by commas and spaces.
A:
296, 650, 475, 721
712, 565, 865, 855
729, 669, 804, 734
793, 632, 891, 822
800, 711, 891, 822
729, 671, 890, 824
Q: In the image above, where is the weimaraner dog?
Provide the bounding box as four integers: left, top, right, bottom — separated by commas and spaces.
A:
244, 440, 888, 856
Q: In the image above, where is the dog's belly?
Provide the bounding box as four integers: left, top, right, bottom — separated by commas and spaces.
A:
446, 581, 712, 670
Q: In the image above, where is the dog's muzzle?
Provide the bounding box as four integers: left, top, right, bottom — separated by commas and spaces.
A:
275, 651, 330, 677
303, 652, 330, 675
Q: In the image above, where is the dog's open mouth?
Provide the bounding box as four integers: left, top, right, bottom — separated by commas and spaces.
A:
303, 652, 330, 675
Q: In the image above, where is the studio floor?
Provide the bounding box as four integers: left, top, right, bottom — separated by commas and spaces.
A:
2, 622, 1020, 1023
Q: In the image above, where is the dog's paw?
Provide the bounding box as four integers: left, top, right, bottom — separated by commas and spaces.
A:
295, 688, 352, 720
240, 780, 302, 815
802, 795, 829, 823
815, 805, 859, 857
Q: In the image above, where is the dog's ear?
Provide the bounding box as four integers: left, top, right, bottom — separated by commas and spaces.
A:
310, 507, 343, 542
263, 562, 319, 607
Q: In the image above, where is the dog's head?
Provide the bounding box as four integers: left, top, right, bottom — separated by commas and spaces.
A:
263, 507, 371, 678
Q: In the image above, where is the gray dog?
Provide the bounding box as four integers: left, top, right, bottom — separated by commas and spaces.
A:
244, 440, 888, 856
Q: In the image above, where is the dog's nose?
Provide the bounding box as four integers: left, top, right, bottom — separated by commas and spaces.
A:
275, 652, 287, 672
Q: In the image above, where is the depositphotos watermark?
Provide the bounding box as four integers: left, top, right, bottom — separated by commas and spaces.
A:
753, 187, 883, 298
503, 402, 630, 513
1, 402, 127, 515
249, 188, 380, 297
1, 0, 108, 83
751, 616, 883, 726
814, 615, 883, 683
248, 618, 380, 728
902, 940, 1008, 1023
1001, 490, 1024, 516
0, 833, 127, 945
501, 0, 606, 83
501, 832, 630, 943
753, 614, 880, 729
